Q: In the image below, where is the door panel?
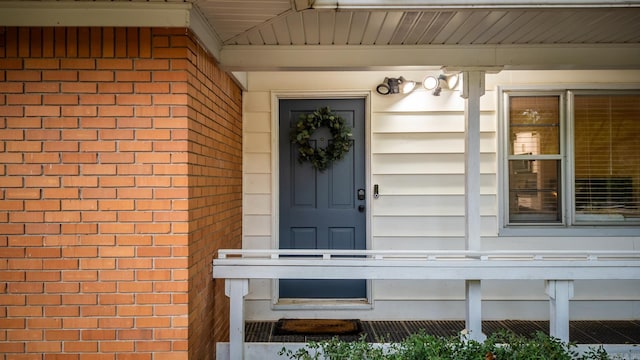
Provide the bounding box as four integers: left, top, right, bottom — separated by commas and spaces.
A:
329, 228, 355, 249
279, 98, 366, 299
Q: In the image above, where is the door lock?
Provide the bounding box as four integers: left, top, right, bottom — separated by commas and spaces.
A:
357, 189, 365, 200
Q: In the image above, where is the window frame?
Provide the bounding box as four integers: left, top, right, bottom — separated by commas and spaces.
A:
498, 85, 640, 237
504, 91, 566, 226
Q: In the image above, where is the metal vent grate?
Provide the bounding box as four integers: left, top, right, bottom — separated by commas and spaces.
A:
244, 320, 640, 344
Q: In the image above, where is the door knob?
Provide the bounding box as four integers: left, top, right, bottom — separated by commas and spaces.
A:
358, 205, 365, 212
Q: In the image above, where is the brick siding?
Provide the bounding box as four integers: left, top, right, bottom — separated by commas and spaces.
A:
0, 27, 242, 360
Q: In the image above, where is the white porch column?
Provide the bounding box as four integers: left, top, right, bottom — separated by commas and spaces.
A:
464, 279, 483, 340
545, 280, 575, 343
461, 70, 484, 251
225, 279, 249, 360
460, 70, 486, 342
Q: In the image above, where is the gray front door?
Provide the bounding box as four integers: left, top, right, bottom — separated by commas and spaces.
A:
279, 98, 366, 299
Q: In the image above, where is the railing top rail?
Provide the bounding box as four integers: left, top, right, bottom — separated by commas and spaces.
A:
216, 249, 640, 261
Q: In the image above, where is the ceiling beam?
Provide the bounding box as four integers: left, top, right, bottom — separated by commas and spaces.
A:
219, 44, 640, 71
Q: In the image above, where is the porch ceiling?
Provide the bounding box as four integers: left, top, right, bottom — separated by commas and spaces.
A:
201, 0, 640, 71
1, 0, 640, 71
206, 0, 640, 47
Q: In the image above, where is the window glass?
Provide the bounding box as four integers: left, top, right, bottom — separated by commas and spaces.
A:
574, 95, 640, 222
509, 96, 560, 155
509, 160, 561, 223
508, 96, 562, 224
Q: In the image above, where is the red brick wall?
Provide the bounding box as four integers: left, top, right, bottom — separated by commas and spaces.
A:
0, 27, 242, 360
183, 32, 243, 360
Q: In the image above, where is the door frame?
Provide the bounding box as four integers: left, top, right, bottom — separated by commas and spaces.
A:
270, 91, 373, 309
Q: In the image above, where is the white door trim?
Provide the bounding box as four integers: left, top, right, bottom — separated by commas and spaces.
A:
269, 91, 373, 309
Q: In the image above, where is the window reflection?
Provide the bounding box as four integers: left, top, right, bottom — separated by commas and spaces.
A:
508, 96, 561, 223
509, 160, 561, 223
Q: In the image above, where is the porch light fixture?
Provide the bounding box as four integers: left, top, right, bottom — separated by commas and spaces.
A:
376, 76, 417, 95
422, 73, 460, 96
376, 77, 399, 95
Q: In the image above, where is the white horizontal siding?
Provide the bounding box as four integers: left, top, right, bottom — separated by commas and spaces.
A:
373, 279, 548, 300
244, 133, 271, 153
373, 174, 496, 195
482, 236, 640, 251
244, 299, 640, 321
372, 132, 496, 154
372, 237, 470, 251
370, 76, 498, 244
373, 113, 496, 133
244, 111, 271, 132
373, 195, 496, 216
372, 89, 495, 112
373, 279, 466, 299
240, 70, 640, 318
373, 216, 497, 237
243, 236, 273, 250
374, 154, 497, 174
243, 89, 273, 257
244, 214, 271, 236
244, 174, 271, 194
244, 153, 271, 173
244, 194, 271, 215
243, 91, 271, 111
355, 279, 638, 307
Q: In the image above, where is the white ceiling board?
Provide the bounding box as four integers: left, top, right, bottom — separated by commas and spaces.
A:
361, 12, 387, 45
271, 17, 292, 45
444, 11, 491, 45
347, 12, 370, 44
302, 10, 320, 44
458, 11, 508, 45
389, 12, 419, 45
419, 12, 456, 44
375, 12, 405, 45
246, 29, 264, 45
524, 11, 577, 44
196, 0, 290, 41
286, 12, 305, 44
259, 26, 278, 45
318, 11, 336, 44
333, 11, 353, 44
402, 12, 437, 44
312, 0, 640, 9
499, 11, 545, 44
3, 0, 640, 70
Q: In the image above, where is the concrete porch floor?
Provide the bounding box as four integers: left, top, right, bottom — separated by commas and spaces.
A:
246, 320, 640, 344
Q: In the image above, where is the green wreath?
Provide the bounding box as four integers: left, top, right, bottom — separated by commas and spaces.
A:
290, 107, 353, 172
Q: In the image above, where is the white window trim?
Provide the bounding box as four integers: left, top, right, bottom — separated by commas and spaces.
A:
498, 84, 640, 237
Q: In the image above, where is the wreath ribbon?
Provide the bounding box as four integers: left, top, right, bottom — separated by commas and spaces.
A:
290, 107, 353, 172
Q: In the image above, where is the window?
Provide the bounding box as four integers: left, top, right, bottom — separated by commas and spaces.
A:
503, 91, 640, 226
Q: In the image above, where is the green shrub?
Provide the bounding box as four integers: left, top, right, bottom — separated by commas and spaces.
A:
279, 330, 612, 360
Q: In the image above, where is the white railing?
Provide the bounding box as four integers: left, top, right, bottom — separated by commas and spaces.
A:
213, 249, 640, 360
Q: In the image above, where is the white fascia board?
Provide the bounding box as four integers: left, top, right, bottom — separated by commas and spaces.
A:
0, 1, 224, 68
0, 1, 192, 27
187, 5, 224, 62
231, 72, 248, 90
313, 0, 640, 9
219, 44, 640, 71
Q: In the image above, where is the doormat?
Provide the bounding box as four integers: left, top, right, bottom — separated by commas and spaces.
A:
274, 319, 362, 336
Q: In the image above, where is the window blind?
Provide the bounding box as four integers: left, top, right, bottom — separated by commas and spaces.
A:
574, 94, 640, 221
